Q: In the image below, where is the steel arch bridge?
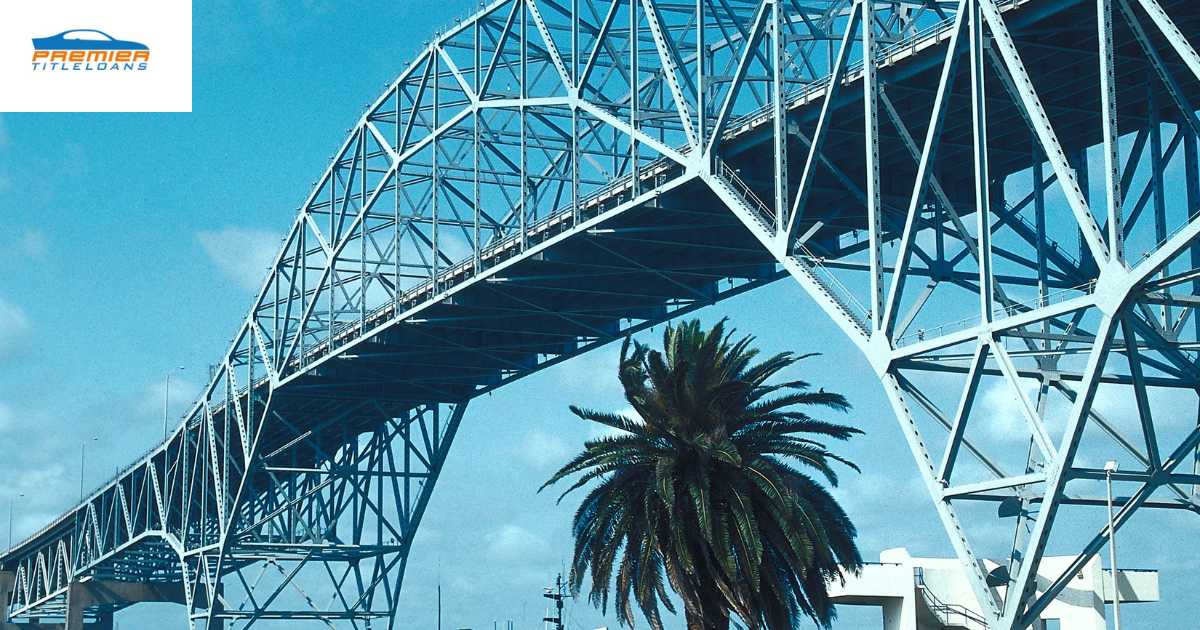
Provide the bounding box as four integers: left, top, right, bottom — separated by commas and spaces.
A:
4, 0, 1200, 627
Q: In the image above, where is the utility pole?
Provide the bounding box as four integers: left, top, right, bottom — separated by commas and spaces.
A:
542, 574, 565, 630
79, 436, 97, 501
8, 493, 20, 549
437, 582, 442, 630
163, 366, 185, 439
1105, 460, 1122, 630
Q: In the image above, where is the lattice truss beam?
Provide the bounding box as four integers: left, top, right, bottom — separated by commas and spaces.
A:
7, 2, 945, 626
707, 0, 1200, 628
4, 0, 1200, 629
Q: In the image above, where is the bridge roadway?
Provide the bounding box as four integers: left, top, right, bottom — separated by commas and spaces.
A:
4, 0, 1200, 627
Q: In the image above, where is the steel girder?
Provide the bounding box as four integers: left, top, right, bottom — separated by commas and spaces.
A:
2, 399, 471, 628
708, 0, 1200, 627
3, 0, 1200, 629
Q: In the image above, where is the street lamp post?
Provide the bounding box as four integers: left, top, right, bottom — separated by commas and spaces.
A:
8, 493, 21, 549
1105, 460, 1121, 630
80, 437, 98, 502
163, 366, 186, 439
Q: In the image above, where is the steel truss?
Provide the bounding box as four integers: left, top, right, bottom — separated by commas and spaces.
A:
3, 0, 1200, 628
711, 0, 1200, 627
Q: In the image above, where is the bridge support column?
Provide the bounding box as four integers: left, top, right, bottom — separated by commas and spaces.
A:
66, 579, 186, 630
194, 400, 468, 629
64, 586, 107, 630
0, 571, 12, 625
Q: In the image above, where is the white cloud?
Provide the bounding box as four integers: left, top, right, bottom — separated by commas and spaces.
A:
554, 345, 623, 398
835, 471, 925, 514
4, 464, 73, 542
0, 230, 44, 258
197, 227, 281, 291
416, 527, 443, 546
515, 429, 574, 469
978, 378, 1041, 442
136, 375, 203, 422
833, 471, 934, 553
0, 297, 30, 360
484, 524, 547, 560
12, 465, 68, 496
18, 230, 46, 258
1087, 384, 1140, 434
1086, 382, 1192, 432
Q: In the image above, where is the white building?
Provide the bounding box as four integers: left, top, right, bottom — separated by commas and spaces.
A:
828, 548, 1159, 629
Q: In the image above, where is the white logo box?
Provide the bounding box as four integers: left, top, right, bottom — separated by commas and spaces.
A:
0, 0, 191, 112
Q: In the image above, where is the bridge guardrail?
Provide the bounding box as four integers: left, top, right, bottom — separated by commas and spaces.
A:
713, 157, 872, 333
894, 280, 1095, 346
1135, 205, 1200, 264
915, 567, 989, 629
792, 244, 872, 332
722, 0, 1027, 142
717, 160, 776, 231
1000, 201, 1082, 271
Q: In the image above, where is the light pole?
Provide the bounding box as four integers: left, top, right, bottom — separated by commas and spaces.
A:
1105, 459, 1121, 630
8, 492, 22, 549
163, 366, 186, 439
80, 436, 98, 501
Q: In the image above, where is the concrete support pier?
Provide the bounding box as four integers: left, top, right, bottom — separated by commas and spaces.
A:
1, 574, 189, 630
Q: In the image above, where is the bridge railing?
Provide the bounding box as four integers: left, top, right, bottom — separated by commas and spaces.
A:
1135, 205, 1200, 263
894, 280, 1096, 346
792, 243, 873, 330
314, 153, 684, 364
717, 160, 776, 230
915, 567, 990, 629
713, 157, 872, 332
1000, 201, 1082, 271
722, 0, 1032, 144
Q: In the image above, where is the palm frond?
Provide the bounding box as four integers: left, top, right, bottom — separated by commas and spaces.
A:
543, 319, 863, 630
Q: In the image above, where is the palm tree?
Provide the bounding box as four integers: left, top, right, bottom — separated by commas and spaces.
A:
542, 318, 863, 630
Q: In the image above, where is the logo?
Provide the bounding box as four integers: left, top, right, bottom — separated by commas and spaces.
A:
30, 29, 150, 72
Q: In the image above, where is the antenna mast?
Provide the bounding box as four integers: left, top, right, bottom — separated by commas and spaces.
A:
542, 574, 565, 630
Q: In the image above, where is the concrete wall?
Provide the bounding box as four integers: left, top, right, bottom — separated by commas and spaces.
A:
828, 548, 1159, 630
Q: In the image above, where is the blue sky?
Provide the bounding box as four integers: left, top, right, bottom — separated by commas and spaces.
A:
0, 1, 1193, 628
